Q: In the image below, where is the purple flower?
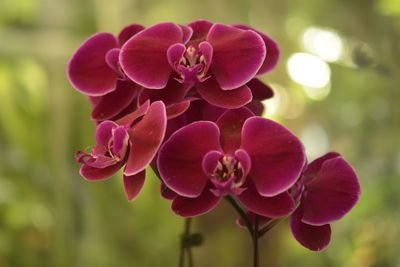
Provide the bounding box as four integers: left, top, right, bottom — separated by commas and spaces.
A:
120, 20, 278, 108
67, 24, 144, 96
157, 108, 305, 217
289, 152, 361, 251
76, 101, 167, 201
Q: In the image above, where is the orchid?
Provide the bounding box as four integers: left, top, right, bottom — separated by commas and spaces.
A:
157, 108, 305, 217
76, 101, 166, 200
120, 20, 279, 108
69, 19, 361, 267
290, 152, 361, 251
68, 24, 144, 96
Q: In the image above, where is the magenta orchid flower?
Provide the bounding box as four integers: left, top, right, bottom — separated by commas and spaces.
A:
157, 108, 305, 217
120, 20, 278, 108
289, 152, 361, 251
68, 24, 145, 96
76, 101, 167, 201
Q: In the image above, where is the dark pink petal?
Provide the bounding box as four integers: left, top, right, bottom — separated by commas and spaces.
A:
179, 24, 193, 44
157, 121, 222, 197
80, 160, 124, 181
196, 77, 252, 108
124, 101, 167, 175
216, 107, 254, 154
138, 78, 192, 106
238, 180, 296, 218
247, 79, 274, 100
120, 22, 183, 89
118, 24, 145, 46
167, 43, 186, 71
202, 150, 223, 175
207, 24, 266, 89
290, 206, 331, 251
241, 117, 306, 196
245, 101, 264, 116
95, 120, 118, 147
187, 20, 213, 46
235, 149, 251, 180
161, 183, 178, 200
91, 80, 139, 121
234, 25, 280, 75
302, 152, 340, 183
171, 185, 221, 217
112, 126, 129, 158
236, 211, 271, 228
115, 100, 150, 126
68, 33, 119, 96
84, 154, 117, 168
302, 156, 361, 226
105, 48, 122, 76
166, 100, 191, 119
123, 169, 146, 201
198, 41, 213, 74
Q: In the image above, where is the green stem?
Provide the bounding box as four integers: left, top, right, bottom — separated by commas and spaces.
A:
258, 218, 285, 237
253, 215, 260, 267
224, 195, 254, 236
179, 218, 192, 267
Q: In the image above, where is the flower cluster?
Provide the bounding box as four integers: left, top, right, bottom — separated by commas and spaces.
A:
69, 20, 360, 251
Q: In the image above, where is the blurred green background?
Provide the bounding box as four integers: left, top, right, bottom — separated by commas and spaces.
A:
0, 0, 399, 266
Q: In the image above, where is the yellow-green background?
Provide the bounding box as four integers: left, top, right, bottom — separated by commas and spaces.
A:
0, 0, 399, 266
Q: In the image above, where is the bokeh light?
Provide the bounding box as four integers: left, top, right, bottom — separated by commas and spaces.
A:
287, 53, 331, 88
302, 27, 344, 62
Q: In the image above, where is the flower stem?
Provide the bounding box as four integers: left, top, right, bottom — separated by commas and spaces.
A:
253, 215, 260, 267
179, 218, 193, 267
224, 195, 254, 236
258, 217, 286, 237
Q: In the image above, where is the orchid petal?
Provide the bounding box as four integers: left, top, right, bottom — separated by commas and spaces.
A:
187, 20, 213, 46
95, 120, 118, 147
202, 150, 223, 175
216, 107, 254, 154
234, 25, 280, 75
68, 33, 119, 95
161, 183, 178, 200
179, 24, 193, 44
238, 180, 296, 218
120, 22, 183, 89
91, 80, 139, 121
157, 121, 222, 197
207, 24, 266, 89
118, 24, 145, 46
302, 156, 361, 225
241, 117, 306, 196
196, 77, 252, 108
79, 160, 124, 181
247, 79, 274, 100
290, 206, 331, 251
124, 101, 167, 175
123, 170, 146, 201
172, 185, 221, 217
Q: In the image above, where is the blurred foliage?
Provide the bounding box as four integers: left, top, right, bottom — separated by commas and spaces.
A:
0, 0, 399, 266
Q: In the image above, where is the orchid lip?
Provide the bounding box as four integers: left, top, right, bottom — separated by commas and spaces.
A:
203, 153, 248, 197
169, 44, 212, 84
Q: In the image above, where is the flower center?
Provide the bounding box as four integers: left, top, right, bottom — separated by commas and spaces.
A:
206, 154, 247, 197
174, 46, 208, 83
168, 42, 213, 84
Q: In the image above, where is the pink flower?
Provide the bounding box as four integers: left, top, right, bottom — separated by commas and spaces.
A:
76, 101, 167, 201
157, 108, 305, 217
68, 24, 144, 96
120, 20, 279, 108
290, 152, 361, 251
